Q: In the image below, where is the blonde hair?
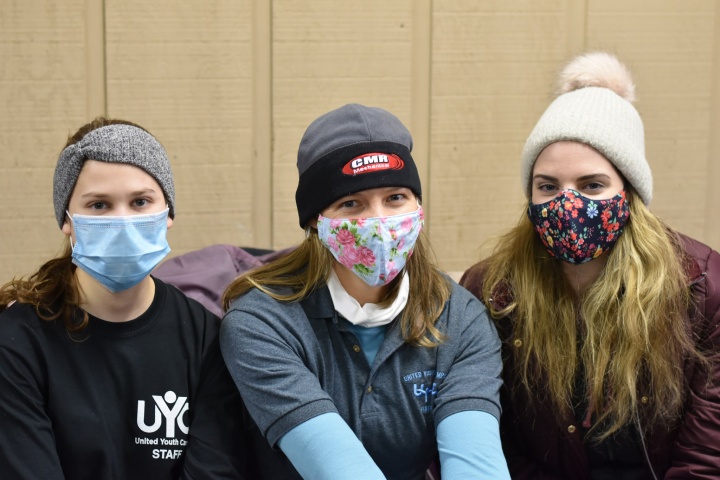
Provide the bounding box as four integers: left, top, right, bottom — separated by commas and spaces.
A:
482, 189, 703, 439
222, 230, 450, 346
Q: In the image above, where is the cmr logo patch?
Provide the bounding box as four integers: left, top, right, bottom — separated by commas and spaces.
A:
342, 152, 405, 175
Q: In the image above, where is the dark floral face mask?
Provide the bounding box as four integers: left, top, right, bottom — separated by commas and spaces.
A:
527, 189, 630, 264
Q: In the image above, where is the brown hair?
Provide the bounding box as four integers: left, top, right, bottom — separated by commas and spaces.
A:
0, 117, 148, 332
223, 230, 451, 346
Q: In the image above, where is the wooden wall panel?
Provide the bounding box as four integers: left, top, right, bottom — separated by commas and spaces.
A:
430, 0, 569, 270
586, 0, 715, 243
2, 0, 719, 283
105, 0, 254, 255
0, 0, 87, 280
271, 0, 414, 247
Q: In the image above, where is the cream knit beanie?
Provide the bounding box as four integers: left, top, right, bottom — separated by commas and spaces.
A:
520, 52, 652, 205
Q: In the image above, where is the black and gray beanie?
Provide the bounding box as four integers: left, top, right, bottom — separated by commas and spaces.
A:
295, 103, 422, 228
53, 124, 175, 228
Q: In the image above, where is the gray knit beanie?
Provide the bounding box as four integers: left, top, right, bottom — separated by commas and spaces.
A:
295, 104, 421, 228
520, 52, 652, 205
53, 124, 175, 228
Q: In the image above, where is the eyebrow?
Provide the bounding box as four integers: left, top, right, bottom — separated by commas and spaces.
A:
532, 173, 612, 182
79, 188, 158, 199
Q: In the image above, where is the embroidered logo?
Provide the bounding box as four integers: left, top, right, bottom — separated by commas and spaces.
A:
402, 369, 446, 413
342, 153, 404, 175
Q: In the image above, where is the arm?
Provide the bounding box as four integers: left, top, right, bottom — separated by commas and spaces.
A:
428, 286, 508, 477
665, 246, 720, 478
437, 410, 509, 479
278, 412, 385, 480
0, 318, 64, 479
180, 328, 249, 479
219, 291, 379, 474
460, 266, 563, 480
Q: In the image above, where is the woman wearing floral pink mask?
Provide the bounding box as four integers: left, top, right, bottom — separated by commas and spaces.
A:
461, 53, 720, 479
220, 104, 509, 479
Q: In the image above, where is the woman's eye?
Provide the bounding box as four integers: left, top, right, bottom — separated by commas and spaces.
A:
388, 193, 406, 202
89, 202, 107, 210
537, 184, 557, 193
585, 182, 603, 191
133, 198, 148, 207
340, 200, 357, 209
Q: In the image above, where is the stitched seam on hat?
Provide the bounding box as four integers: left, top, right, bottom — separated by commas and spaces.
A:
356, 106, 373, 141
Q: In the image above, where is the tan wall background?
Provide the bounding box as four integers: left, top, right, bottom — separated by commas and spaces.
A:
2, 0, 719, 282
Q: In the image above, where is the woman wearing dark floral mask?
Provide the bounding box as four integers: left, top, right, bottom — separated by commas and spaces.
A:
220, 104, 509, 479
461, 52, 720, 479
0, 118, 245, 479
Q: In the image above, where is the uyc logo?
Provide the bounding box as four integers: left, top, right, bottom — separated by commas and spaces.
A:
137, 391, 189, 437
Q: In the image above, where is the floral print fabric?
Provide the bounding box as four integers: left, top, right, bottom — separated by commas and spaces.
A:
317, 207, 424, 286
527, 189, 630, 264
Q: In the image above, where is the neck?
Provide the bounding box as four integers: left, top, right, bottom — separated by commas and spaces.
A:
560, 254, 609, 296
332, 262, 388, 306
75, 269, 156, 322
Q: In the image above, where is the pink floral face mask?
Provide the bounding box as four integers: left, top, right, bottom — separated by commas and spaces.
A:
317, 207, 424, 286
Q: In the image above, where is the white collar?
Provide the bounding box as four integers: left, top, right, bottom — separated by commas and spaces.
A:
326, 269, 409, 328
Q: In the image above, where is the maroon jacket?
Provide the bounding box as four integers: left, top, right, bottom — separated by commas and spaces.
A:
460, 234, 720, 479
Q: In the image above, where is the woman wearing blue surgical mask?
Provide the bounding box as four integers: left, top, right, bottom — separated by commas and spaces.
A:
461, 53, 720, 479
0, 118, 246, 479
220, 104, 509, 480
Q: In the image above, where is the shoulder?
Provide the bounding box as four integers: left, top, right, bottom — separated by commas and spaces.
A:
153, 278, 222, 340
459, 261, 487, 300
675, 233, 720, 333
448, 276, 483, 308
155, 277, 218, 316
437, 276, 496, 335
675, 232, 720, 296
0, 302, 55, 334
677, 233, 720, 277
0, 302, 60, 355
222, 286, 310, 336
220, 286, 318, 362
225, 285, 298, 316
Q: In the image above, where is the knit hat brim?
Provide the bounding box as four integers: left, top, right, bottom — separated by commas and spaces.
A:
520, 87, 652, 205
295, 104, 421, 227
295, 141, 421, 228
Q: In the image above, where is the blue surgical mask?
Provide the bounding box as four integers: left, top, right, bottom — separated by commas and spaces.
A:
68, 208, 171, 292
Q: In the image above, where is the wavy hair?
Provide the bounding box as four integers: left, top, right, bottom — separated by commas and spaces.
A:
482, 189, 704, 439
0, 117, 149, 333
223, 229, 450, 346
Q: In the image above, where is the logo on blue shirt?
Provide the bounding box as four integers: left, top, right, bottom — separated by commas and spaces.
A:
402, 369, 446, 413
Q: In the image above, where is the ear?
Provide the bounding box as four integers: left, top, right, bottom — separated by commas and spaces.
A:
166, 216, 174, 230
307, 218, 318, 229
61, 217, 72, 237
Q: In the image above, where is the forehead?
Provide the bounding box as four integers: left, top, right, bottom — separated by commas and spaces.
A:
72, 160, 162, 194
338, 186, 414, 199
533, 141, 616, 174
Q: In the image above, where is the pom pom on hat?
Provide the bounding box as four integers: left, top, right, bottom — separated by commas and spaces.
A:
520, 52, 652, 205
557, 52, 636, 102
